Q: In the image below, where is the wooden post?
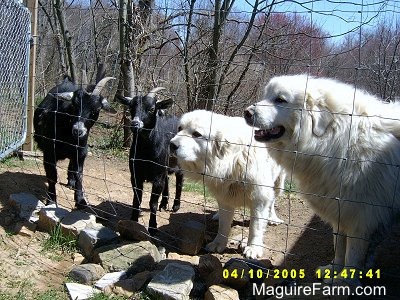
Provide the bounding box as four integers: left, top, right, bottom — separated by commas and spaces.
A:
23, 0, 38, 151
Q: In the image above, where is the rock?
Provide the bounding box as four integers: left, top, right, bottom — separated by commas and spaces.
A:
132, 270, 152, 290
93, 241, 161, 274
146, 262, 195, 300
65, 282, 100, 300
60, 210, 97, 237
180, 220, 205, 255
205, 269, 223, 288
9, 192, 45, 222
167, 252, 200, 266
68, 263, 106, 284
199, 254, 222, 277
13, 221, 37, 237
204, 284, 240, 300
78, 223, 119, 260
37, 204, 69, 233
222, 258, 251, 289
72, 252, 86, 265
94, 271, 127, 290
112, 279, 135, 297
117, 220, 151, 241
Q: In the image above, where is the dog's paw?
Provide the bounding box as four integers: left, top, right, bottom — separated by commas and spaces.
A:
243, 244, 264, 259
316, 263, 342, 276
267, 216, 284, 225
206, 239, 227, 253
323, 277, 362, 288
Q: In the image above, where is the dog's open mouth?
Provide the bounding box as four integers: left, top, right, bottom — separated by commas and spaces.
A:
254, 126, 285, 141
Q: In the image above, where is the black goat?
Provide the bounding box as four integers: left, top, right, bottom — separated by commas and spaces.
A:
117, 88, 183, 235
34, 76, 115, 208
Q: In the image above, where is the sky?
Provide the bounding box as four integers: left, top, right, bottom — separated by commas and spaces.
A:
235, 0, 400, 40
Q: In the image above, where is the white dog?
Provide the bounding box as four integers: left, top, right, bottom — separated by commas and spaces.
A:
245, 74, 400, 285
170, 110, 286, 259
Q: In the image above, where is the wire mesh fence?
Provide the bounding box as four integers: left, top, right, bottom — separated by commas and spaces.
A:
1, 0, 400, 298
0, 0, 31, 160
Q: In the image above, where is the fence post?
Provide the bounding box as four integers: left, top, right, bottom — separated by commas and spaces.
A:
23, 0, 38, 152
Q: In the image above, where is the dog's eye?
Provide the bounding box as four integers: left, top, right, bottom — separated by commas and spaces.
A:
275, 97, 287, 104
192, 131, 202, 138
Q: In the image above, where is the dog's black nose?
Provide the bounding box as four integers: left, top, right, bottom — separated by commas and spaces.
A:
244, 109, 253, 120
170, 141, 178, 153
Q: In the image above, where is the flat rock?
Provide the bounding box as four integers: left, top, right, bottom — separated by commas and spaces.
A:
60, 210, 97, 236
65, 282, 100, 300
68, 263, 106, 284
93, 241, 161, 274
37, 204, 69, 232
9, 192, 45, 222
146, 262, 195, 300
117, 220, 151, 241
204, 284, 240, 300
94, 271, 127, 290
180, 220, 205, 255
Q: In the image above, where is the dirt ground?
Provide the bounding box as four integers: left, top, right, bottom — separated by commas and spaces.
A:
0, 146, 399, 298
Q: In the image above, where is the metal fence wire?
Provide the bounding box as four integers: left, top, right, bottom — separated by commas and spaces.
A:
0, 0, 31, 160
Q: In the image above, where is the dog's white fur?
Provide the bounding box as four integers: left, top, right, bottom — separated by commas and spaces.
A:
170, 110, 285, 259
245, 74, 400, 284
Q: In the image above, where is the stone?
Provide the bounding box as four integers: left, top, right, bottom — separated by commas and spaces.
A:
204, 284, 240, 300
132, 270, 152, 290
112, 279, 135, 297
146, 262, 195, 300
68, 263, 106, 284
93, 241, 161, 274
222, 258, 251, 289
65, 282, 100, 300
167, 252, 200, 266
117, 220, 151, 241
37, 204, 69, 232
94, 271, 127, 290
60, 210, 97, 237
199, 254, 222, 277
180, 220, 206, 255
78, 223, 119, 260
13, 221, 37, 237
9, 192, 45, 223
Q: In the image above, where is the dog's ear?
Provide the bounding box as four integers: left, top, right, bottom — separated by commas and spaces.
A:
306, 93, 334, 137
212, 131, 228, 159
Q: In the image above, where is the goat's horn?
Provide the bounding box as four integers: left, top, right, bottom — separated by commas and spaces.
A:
147, 87, 166, 99
91, 77, 115, 96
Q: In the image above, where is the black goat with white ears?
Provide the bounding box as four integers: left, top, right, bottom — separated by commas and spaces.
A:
117, 87, 183, 235
34, 76, 115, 208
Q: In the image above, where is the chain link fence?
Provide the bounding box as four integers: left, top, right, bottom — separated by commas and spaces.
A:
0, 0, 31, 160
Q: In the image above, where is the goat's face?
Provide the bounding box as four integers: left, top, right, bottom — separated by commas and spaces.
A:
52, 77, 115, 140
117, 88, 173, 134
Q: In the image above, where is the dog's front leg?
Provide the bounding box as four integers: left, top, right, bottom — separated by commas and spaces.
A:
206, 204, 234, 253
244, 204, 269, 259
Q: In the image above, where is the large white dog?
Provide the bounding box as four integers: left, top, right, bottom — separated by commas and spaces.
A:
244, 74, 400, 284
170, 110, 286, 259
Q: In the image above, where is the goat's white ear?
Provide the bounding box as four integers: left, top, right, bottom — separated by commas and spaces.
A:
156, 98, 173, 110
52, 92, 74, 101
101, 98, 117, 114
115, 94, 133, 106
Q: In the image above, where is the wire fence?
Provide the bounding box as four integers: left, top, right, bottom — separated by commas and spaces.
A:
0, 0, 31, 160
1, 0, 400, 298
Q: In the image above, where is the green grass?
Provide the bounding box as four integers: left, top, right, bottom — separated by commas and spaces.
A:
284, 179, 297, 194
41, 224, 78, 257
183, 180, 214, 202
0, 155, 38, 169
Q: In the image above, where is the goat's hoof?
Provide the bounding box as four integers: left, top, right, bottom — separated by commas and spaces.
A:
158, 203, 168, 211
66, 179, 76, 189
148, 227, 158, 236
75, 200, 89, 209
172, 204, 180, 212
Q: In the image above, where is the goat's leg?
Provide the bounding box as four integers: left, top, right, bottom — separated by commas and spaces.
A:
43, 153, 57, 205
172, 171, 183, 212
159, 176, 169, 211
67, 160, 76, 189
148, 176, 165, 236
131, 180, 143, 221
73, 156, 88, 209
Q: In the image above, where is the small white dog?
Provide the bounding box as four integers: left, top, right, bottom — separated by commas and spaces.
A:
170, 110, 285, 259
245, 74, 400, 284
